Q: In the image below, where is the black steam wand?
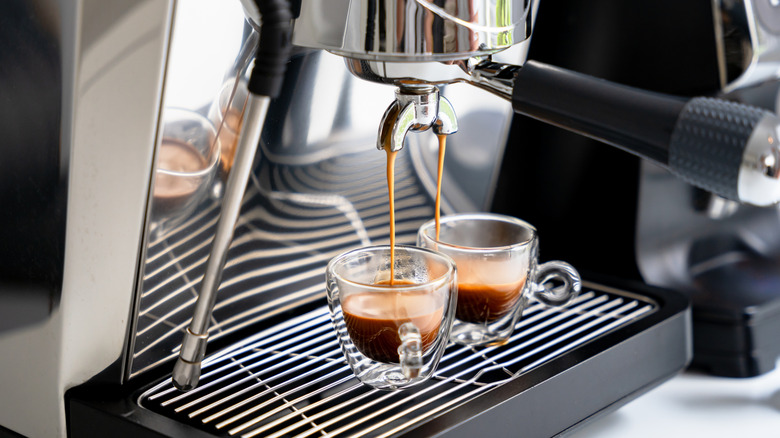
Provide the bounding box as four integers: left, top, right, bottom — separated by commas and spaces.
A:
172, 0, 292, 391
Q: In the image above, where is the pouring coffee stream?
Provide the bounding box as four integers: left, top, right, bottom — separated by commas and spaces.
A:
378, 84, 458, 284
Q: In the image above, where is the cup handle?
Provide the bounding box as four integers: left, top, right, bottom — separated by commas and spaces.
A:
531, 260, 582, 307
398, 322, 423, 379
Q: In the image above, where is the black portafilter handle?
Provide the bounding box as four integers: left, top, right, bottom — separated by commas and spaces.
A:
507, 60, 780, 207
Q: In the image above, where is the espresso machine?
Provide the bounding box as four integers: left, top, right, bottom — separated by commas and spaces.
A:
1, 0, 778, 437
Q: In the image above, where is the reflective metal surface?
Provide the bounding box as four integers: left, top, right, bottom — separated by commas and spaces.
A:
0, 1, 174, 436
377, 85, 458, 152
293, 0, 534, 62
738, 113, 780, 205
714, 0, 780, 95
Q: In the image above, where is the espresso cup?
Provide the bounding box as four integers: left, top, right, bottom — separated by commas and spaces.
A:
417, 213, 581, 346
325, 245, 457, 390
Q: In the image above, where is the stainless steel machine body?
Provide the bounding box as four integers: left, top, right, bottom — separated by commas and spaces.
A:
0, 1, 172, 436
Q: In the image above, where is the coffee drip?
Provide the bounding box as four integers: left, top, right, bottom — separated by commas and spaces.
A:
435, 134, 447, 241
384, 148, 399, 285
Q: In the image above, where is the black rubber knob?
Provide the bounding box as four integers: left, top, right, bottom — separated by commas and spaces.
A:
668, 97, 768, 201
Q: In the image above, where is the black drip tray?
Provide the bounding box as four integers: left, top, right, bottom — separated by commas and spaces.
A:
68, 278, 690, 438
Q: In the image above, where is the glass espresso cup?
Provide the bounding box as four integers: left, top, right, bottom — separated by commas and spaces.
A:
325, 245, 457, 390
417, 213, 581, 346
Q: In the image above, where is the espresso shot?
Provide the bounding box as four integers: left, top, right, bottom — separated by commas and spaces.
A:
342, 286, 444, 363
326, 245, 457, 390
418, 213, 581, 346
455, 278, 526, 324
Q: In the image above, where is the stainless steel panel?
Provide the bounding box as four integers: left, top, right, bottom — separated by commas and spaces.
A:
0, 1, 173, 436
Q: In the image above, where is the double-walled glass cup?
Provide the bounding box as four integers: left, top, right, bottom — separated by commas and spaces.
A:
326, 245, 457, 390
418, 213, 581, 346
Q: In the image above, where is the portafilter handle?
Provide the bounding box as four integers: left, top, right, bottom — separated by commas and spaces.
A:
474, 60, 780, 207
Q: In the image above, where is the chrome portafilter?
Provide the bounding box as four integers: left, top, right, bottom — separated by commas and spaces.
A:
378, 85, 458, 153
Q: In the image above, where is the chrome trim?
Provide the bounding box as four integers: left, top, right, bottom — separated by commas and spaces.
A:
377, 85, 459, 152
292, 0, 534, 62
715, 0, 780, 94
738, 113, 780, 206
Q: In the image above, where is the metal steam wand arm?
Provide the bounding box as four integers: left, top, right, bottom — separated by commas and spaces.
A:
172, 0, 292, 391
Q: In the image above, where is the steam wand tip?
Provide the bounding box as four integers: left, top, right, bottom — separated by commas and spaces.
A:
171, 328, 209, 391
172, 357, 202, 391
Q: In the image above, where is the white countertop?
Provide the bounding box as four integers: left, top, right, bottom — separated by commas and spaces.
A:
572, 364, 780, 437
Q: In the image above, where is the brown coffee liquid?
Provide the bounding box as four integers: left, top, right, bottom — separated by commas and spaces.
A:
385, 148, 398, 285
435, 134, 446, 240
385, 134, 445, 282
455, 277, 526, 323
342, 282, 444, 363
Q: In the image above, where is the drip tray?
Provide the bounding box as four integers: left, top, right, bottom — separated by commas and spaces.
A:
68, 277, 690, 438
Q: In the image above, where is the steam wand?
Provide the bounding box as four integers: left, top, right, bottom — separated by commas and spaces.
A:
171, 0, 292, 391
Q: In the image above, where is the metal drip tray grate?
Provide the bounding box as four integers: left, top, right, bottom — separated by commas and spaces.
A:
139, 286, 657, 437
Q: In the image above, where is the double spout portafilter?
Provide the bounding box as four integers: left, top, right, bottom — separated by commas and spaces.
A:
294, 0, 780, 207
379, 85, 458, 152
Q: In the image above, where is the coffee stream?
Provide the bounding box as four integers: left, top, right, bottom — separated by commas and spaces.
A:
385, 148, 399, 285
435, 134, 446, 241
385, 135, 447, 281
